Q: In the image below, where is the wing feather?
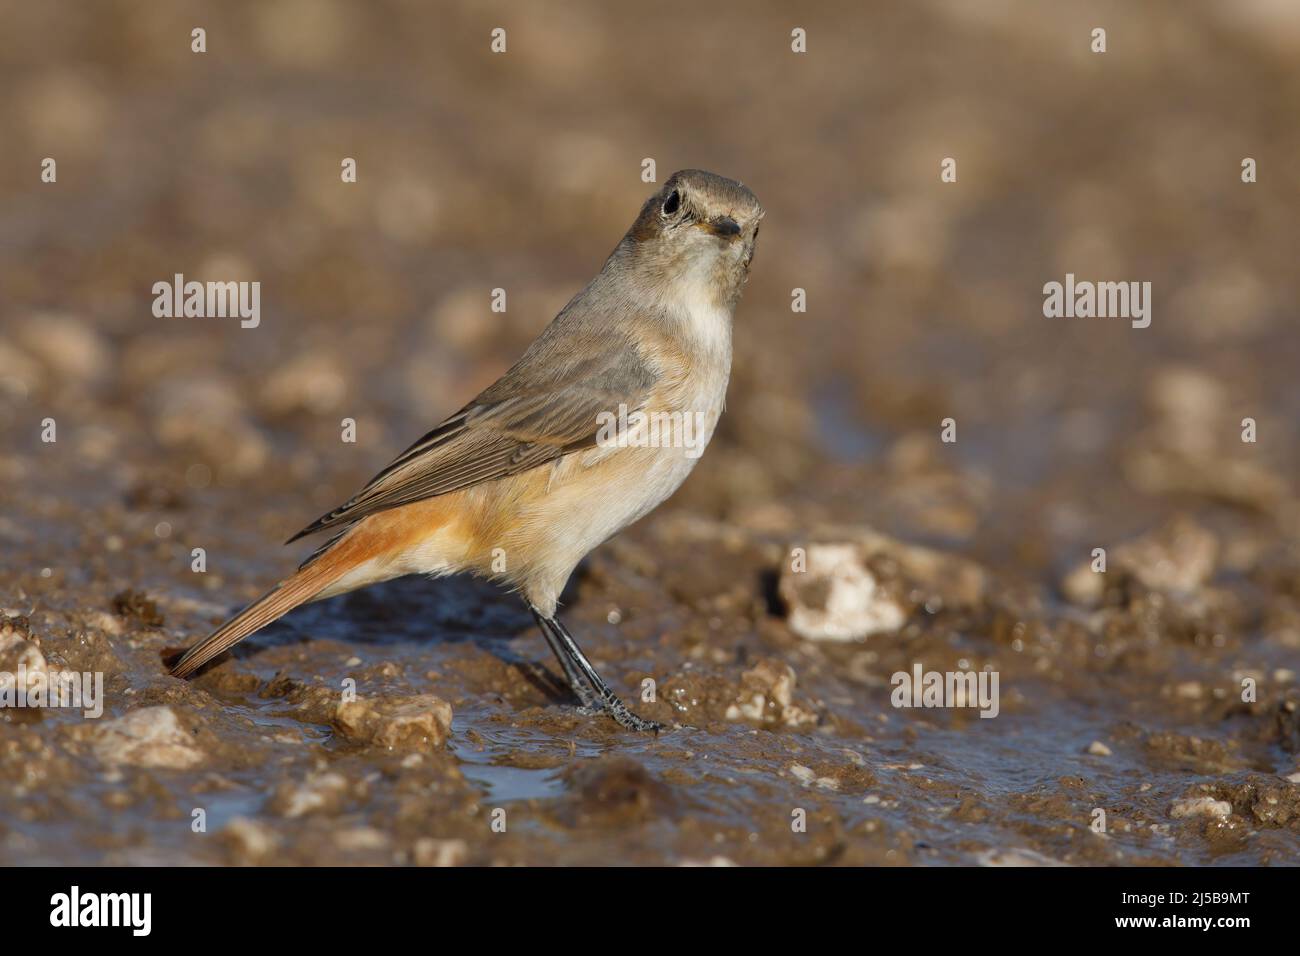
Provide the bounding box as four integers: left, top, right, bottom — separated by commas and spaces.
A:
287, 339, 658, 543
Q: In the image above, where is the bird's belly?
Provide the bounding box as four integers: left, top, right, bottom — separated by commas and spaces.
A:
586, 443, 704, 531
494, 389, 723, 585
542, 440, 705, 552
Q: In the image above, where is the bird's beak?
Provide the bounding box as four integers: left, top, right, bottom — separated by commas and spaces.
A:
700, 216, 742, 239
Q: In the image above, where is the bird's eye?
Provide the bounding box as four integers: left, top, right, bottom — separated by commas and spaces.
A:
661, 189, 681, 217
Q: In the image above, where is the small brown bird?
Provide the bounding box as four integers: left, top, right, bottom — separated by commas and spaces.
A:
171, 169, 764, 731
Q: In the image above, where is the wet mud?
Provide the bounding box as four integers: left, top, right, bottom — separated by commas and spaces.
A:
2, 1, 1300, 865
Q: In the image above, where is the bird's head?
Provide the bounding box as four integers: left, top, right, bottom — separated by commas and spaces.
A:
618, 169, 764, 309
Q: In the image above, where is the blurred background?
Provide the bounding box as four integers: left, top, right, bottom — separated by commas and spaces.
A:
3, 0, 1298, 573
2, 1, 1300, 865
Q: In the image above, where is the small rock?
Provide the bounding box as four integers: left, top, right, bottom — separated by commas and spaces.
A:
0, 616, 33, 642
1121, 518, 1219, 594
221, 817, 280, 862
679, 856, 739, 867
1170, 797, 1232, 820
1062, 517, 1218, 607
1217, 777, 1300, 827
91, 706, 204, 769
1060, 562, 1106, 607
780, 543, 907, 642
269, 771, 349, 818
857, 527, 988, 609
788, 763, 838, 790
1087, 740, 1112, 756
412, 838, 469, 867
1125, 367, 1286, 510
84, 610, 124, 636
0, 621, 47, 693
724, 658, 818, 727
976, 847, 1067, 867
15, 313, 112, 387
334, 694, 452, 749
334, 827, 389, 852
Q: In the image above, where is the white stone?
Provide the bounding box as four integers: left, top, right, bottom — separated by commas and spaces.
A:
781, 543, 907, 642
1170, 797, 1231, 819
91, 706, 204, 769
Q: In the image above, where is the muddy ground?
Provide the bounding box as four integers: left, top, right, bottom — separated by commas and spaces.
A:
2, 1, 1299, 865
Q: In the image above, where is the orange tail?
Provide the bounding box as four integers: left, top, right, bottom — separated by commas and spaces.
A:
170, 495, 463, 678
170, 543, 354, 679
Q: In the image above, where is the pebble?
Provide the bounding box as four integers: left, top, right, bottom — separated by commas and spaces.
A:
1170, 797, 1232, 820
1062, 516, 1218, 606
779, 543, 907, 642
724, 659, 817, 728
14, 313, 112, 387
270, 771, 349, 818
0, 625, 47, 690
334, 694, 453, 749
90, 706, 205, 769
412, 838, 468, 867
221, 817, 280, 862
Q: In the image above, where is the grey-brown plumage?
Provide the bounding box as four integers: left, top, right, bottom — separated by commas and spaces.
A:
172, 170, 764, 732
289, 338, 660, 543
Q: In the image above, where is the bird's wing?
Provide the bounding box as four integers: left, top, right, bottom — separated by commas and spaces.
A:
287, 337, 660, 543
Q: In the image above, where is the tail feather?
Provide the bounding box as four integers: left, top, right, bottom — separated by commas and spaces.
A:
171, 496, 454, 679
170, 556, 347, 679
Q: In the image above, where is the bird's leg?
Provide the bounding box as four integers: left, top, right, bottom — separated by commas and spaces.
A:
530, 607, 600, 711
529, 605, 662, 733
549, 615, 663, 733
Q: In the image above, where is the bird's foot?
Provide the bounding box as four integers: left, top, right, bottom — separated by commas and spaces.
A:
530, 604, 663, 734
592, 691, 662, 733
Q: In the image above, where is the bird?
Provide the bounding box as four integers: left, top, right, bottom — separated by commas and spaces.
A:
170, 169, 764, 732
